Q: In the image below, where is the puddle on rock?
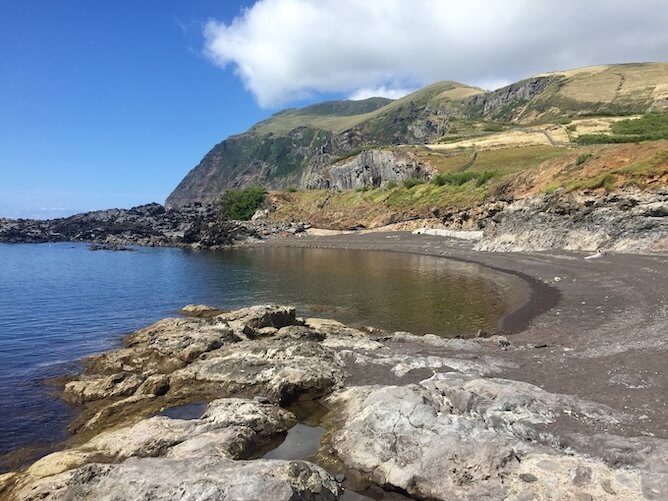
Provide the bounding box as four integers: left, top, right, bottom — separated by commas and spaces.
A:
263, 423, 324, 461
157, 401, 207, 420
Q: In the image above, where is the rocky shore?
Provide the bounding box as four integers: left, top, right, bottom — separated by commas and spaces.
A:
1, 288, 667, 499
0, 202, 309, 249
431, 187, 668, 254
2, 187, 667, 255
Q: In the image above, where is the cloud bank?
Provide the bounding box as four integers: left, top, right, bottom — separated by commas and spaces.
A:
203, 0, 668, 107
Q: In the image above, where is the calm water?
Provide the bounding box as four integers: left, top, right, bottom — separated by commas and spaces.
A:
0, 242, 521, 460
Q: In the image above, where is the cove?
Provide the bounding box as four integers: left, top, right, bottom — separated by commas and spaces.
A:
0, 242, 524, 465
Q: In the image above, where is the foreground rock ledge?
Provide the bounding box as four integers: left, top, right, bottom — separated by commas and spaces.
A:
1, 305, 666, 500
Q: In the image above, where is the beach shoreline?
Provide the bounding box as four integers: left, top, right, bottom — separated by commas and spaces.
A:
2, 233, 667, 499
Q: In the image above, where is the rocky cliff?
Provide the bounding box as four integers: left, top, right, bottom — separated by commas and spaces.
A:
166, 63, 668, 207
301, 149, 434, 190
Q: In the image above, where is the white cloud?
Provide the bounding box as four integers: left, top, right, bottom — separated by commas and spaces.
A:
474, 78, 513, 92
348, 86, 415, 101
204, 0, 668, 107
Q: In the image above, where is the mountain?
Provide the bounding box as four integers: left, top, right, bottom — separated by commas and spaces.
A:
166, 63, 668, 207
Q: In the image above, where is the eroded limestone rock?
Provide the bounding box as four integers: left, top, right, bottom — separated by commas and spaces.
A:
10, 398, 338, 501
326, 373, 663, 500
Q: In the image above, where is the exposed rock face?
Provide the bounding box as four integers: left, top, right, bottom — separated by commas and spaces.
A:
0, 203, 309, 248
12, 399, 341, 501
465, 76, 560, 120
18, 458, 341, 501
327, 374, 664, 500
302, 149, 434, 190
57, 306, 348, 436
472, 188, 668, 253
2, 305, 667, 500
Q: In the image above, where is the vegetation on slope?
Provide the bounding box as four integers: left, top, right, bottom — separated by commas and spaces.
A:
269, 141, 668, 229
167, 63, 668, 207
576, 112, 668, 144
220, 187, 266, 220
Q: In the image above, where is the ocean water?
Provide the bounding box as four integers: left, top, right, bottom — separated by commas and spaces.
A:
0, 242, 518, 461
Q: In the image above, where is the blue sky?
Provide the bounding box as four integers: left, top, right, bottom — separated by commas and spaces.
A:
2, 0, 666, 218
0, 1, 267, 218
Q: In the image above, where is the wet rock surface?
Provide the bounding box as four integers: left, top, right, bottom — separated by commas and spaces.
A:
2, 299, 667, 500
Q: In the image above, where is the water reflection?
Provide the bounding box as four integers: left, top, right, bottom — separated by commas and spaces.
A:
201, 247, 520, 336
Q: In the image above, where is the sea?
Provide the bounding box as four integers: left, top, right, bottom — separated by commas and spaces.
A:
0, 242, 518, 464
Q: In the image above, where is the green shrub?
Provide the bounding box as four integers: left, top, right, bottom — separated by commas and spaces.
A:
286, 186, 298, 193
567, 173, 616, 192
474, 170, 497, 186
385, 180, 398, 189
432, 170, 498, 187
402, 177, 424, 188
355, 185, 370, 192
566, 124, 577, 132
576, 112, 668, 144
220, 187, 266, 220
611, 112, 668, 138
575, 153, 592, 165
483, 123, 504, 132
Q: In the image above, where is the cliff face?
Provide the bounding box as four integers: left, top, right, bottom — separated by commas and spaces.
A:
465, 76, 561, 121
166, 63, 668, 207
302, 149, 433, 190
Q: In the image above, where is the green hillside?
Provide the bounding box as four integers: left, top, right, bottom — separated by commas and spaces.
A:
166, 63, 668, 207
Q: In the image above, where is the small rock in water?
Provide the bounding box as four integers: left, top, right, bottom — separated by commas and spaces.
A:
254, 396, 271, 405
335, 474, 346, 483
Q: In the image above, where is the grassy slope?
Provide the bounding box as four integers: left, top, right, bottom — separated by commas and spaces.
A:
515, 62, 668, 122
169, 63, 668, 207
270, 140, 668, 229
250, 81, 485, 137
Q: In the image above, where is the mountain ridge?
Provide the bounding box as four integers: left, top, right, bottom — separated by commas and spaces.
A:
166, 62, 668, 207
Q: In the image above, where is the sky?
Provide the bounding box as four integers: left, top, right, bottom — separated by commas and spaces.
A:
1, 0, 667, 219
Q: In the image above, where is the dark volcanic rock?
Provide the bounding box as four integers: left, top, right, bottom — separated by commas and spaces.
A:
0, 203, 307, 249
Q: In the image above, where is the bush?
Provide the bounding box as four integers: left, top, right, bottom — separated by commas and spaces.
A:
432, 170, 498, 187
220, 187, 266, 220
474, 170, 497, 186
611, 112, 668, 138
575, 153, 592, 165
385, 180, 398, 189
576, 112, 668, 144
567, 173, 616, 192
402, 177, 424, 188
286, 186, 298, 193
483, 123, 504, 132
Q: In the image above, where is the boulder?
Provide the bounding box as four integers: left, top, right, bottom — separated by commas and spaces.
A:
326, 373, 657, 500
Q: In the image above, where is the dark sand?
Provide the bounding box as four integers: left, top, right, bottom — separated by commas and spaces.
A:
264, 231, 668, 439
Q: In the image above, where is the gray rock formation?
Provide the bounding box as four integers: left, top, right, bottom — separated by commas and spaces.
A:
2, 305, 666, 500
11, 399, 340, 500
465, 76, 560, 120
473, 188, 668, 253
0, 203, 309, 248
302, 149, 434, 190
328, 374, 664, 500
